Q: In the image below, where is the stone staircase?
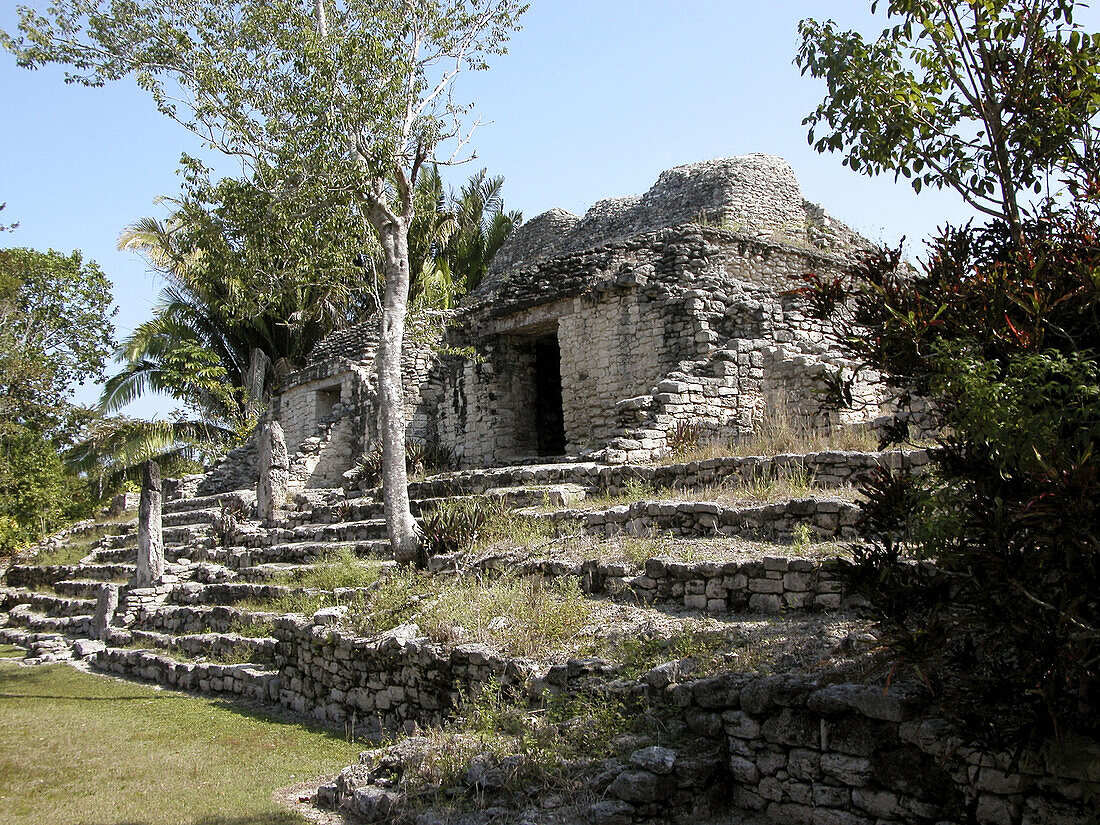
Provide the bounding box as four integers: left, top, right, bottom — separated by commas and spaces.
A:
0, 447, 920, 688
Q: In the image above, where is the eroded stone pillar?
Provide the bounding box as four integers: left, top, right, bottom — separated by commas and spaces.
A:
93, 583, 120, 640
257, 420, 289, 522
134, 460, 164, 587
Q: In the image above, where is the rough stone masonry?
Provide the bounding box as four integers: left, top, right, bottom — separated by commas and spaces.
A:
134, 460, 164, 587
206, 154, 892, 495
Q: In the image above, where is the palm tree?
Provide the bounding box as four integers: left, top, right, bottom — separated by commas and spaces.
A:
407, 167, 522, 309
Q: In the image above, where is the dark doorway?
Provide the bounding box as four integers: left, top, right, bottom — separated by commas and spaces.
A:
533, 335, 566, 456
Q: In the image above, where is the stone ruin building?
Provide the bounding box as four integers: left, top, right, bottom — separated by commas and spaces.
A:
201, 153, 888, 495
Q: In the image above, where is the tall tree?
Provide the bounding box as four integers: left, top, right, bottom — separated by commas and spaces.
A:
0, 244, 116, 548
797, 0, 1100, 239
4, 0, 527, 564
0, 247, 115, 431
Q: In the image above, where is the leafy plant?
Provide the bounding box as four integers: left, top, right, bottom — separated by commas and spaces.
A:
666, 420, 703, 456
799, 213, 1100, 745
420, 497, 505, 557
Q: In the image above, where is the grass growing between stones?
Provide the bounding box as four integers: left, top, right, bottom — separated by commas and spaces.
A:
0, 646, 362, 825
662, 418, 881, 463
277, 546, 384, 590
33, 537, 97, 566
348, 572, 593, 659
355, 679, 658, 812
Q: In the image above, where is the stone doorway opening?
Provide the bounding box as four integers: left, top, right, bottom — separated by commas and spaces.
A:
315, 385, 341, 421
532, 334, 566, 456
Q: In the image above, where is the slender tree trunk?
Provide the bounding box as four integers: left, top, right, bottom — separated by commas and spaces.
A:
374, 215, 422, 566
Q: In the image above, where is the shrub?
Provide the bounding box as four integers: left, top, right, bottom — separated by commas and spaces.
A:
420, 497, 505, 556
798, 213, 1100, 745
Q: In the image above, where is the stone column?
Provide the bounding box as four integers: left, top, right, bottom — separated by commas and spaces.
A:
134, 460, 164, 587
257, 420, 289, 522
92, 583, 120, 640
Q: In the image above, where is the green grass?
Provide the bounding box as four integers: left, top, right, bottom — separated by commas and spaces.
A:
347, 572, 592, 659
0, 649, 362, 825
275, 546, 384, 590
34, 538, 97, 566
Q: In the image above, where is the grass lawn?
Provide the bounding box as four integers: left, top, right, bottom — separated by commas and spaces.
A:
0, 645, 363, 825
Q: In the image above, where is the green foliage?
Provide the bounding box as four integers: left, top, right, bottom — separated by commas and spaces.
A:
63, 414, 211, 494
420, 497, 505, 556
0, 243, 116, 550
802, 214, 1100, 744
0, 423, 103, 553
0, 246, 115, 429
797, 1, 1100, 231
408, 165, 522, 309
106, 164, 373, 427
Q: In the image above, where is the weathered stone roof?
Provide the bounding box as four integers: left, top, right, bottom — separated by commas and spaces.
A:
476, 153, 865, 298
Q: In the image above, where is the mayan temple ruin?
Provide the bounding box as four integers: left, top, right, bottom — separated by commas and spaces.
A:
202, 153, 888, 495
4, 155, 1094, 825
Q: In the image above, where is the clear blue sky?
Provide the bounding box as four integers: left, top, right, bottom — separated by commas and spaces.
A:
2, 0, 1083, 417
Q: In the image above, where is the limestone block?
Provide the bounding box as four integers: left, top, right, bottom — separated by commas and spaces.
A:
135, 461, 164, 587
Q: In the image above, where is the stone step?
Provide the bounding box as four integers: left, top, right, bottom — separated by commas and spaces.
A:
162, 490, 255, 515
390, 449, 929, 501
76, 563, 135, 582
5, 605, 93, 635
5, 590, 96, 616
52, 579, 111, 599
126, 603, 279, 636
163, 507, 222, 527
164, 524, 212, 543
4, 563, 132, 589
405, 461, 600, 500
94, 646, 280, 702
100, 532, 135, 549
226, 539, 390, 567
539, 496, 862, 541
293, 519, 388, 543
88, 546, 135, 564
170, 580, 373, 607
127, 628, 277, 664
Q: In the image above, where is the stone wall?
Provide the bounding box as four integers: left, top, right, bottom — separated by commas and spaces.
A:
237, 154, 891, 478
546, 496, 861, 543
274, 313, 448, 490
432, 222, 885, 466
83, 594, 1096, 824
196, 436, 258, 497
403, 449, 928, 500
478, 154, 867, 293
272, 617, 535, 732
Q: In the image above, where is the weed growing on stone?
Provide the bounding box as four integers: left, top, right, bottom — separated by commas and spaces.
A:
587, 477, 658, 509
237, 590, 352, 616
662, 415, 880, 464
605, 620, 741, 678
378, 678, 652, 806
34, 536, 99, 566
792, 522, 814, 554
279, 546, 383, 590
228, 615, 277, 638
347, 572, 592, 659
